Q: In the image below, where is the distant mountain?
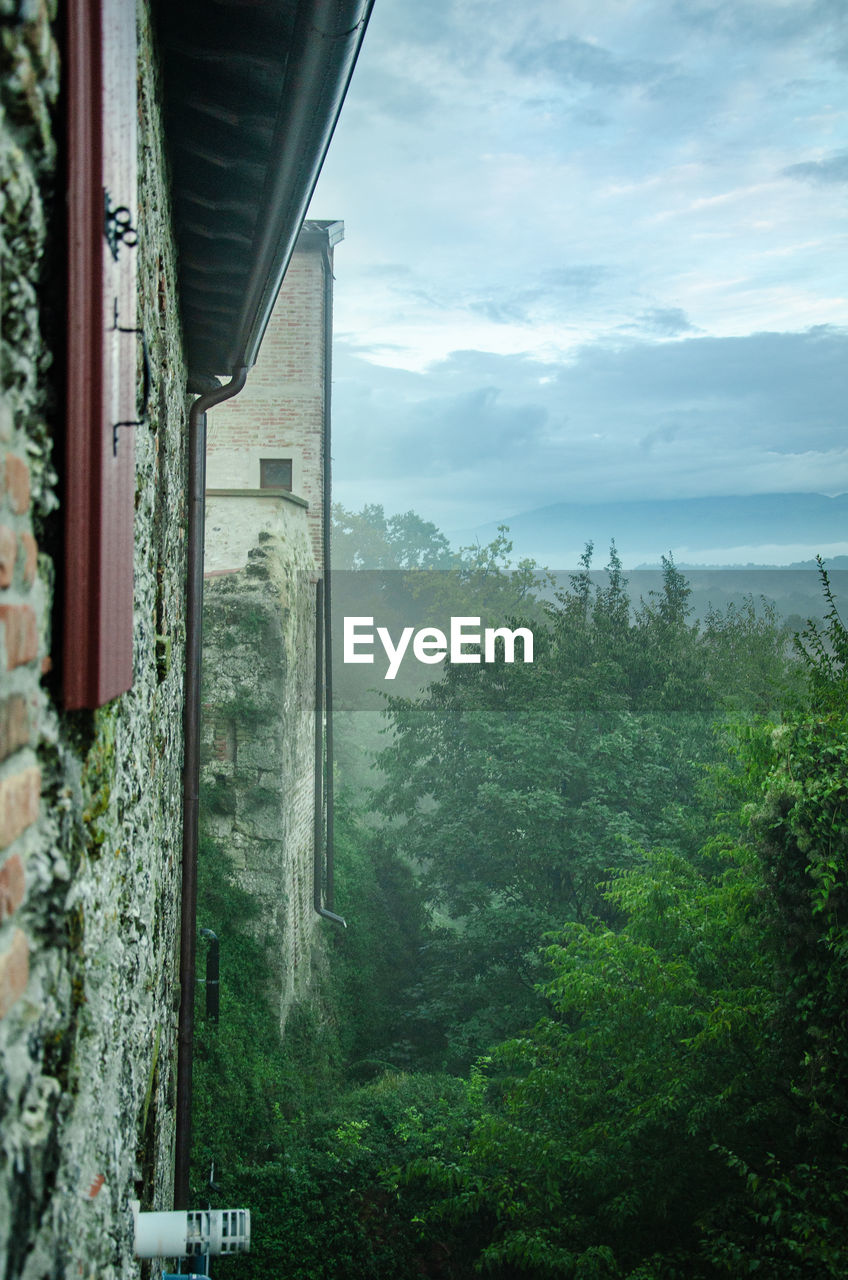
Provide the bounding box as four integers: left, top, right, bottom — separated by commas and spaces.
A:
633, 555, 848, 571
787, 555, 848, 570
451, 493, 848, 568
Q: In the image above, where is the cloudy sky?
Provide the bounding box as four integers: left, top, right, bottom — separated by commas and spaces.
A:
309, 0, 848, 552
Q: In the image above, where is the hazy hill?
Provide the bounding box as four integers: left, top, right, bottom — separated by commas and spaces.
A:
451, 492, 848, 568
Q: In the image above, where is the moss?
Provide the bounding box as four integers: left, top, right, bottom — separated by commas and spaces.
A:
67, 901, 84, 952
155, 632, 172, 680
140, 1023, 161, 1140
244, 784, 279, 812
219, 697, 276, 730
82, 782, 110, 822
203, 776, 236, 815
81, 708, 117, 851
135, 1023, 162, 1210
42, 1024, 73, 1092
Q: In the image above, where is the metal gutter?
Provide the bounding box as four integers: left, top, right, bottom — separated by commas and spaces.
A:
227, 0, 375, 375
175, 368, 248, 1210
157, 0, 374, 383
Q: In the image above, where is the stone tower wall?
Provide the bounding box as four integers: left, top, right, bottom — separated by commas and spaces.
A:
200, 530, 320, 1033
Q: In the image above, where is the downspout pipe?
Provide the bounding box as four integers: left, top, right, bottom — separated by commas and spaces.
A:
320, 240, 342, 920
175, 367, 248, 1210
314, 577, 345, 927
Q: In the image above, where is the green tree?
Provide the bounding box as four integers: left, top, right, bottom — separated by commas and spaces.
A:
332, 502, 455, 570
401, 567, 848, 1277
329, 796, 433, 1073
373, 548, 747, 1067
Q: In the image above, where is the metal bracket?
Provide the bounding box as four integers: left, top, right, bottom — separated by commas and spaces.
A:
104, 188, 138, 261
111, 299, 151, 455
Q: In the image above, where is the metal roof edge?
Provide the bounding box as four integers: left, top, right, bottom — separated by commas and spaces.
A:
228, 0, 372, 374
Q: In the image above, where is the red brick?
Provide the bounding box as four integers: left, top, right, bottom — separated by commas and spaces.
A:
0, 696, 30, 761
19, 533, 37, 587
0, 526, 15, 588
0, 854, 25, 921
0, 928, 29, 1018
5, 456, 30, 515
0, 604, 38, 668
0, 767, 40, 848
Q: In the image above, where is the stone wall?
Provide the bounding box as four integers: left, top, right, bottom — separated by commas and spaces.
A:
200, 527, 320, 1031
0, 4, 187, 1277
205, 490, 311, 576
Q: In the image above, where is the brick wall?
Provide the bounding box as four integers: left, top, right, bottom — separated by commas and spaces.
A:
0, 3, 188, 1275
0, 0, 58, 1054
206, 241, 331, 569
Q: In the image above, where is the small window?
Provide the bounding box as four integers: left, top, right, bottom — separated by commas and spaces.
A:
260, 458, 293, 490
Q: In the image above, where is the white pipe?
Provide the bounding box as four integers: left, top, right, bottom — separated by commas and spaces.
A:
132, 1204, 251, 1257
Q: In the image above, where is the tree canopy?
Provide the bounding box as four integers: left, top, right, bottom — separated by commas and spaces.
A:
194, 503, 844, 1279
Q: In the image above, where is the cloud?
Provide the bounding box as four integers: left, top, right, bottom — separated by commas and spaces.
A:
507, 35, 664, 90
783, 151, 848, 186
638, 424, 681, 454
366, 0, 457, 48
565, 327, 846, 447
314, 0, 846, 368
347, 66, 439, 118
468, 297, 533, 325
671, 0, 847, 48
543, 265, 610, 292
465, 279, 601, 325
331, 328, 848, 527
311, 0, 848, 530
632, 307, 699, 336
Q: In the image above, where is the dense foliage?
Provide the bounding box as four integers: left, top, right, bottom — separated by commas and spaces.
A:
399, 570, 848, 1276
332, 502, 456, 571
372, 545, 797, 1069
193, 507, 845, 1279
